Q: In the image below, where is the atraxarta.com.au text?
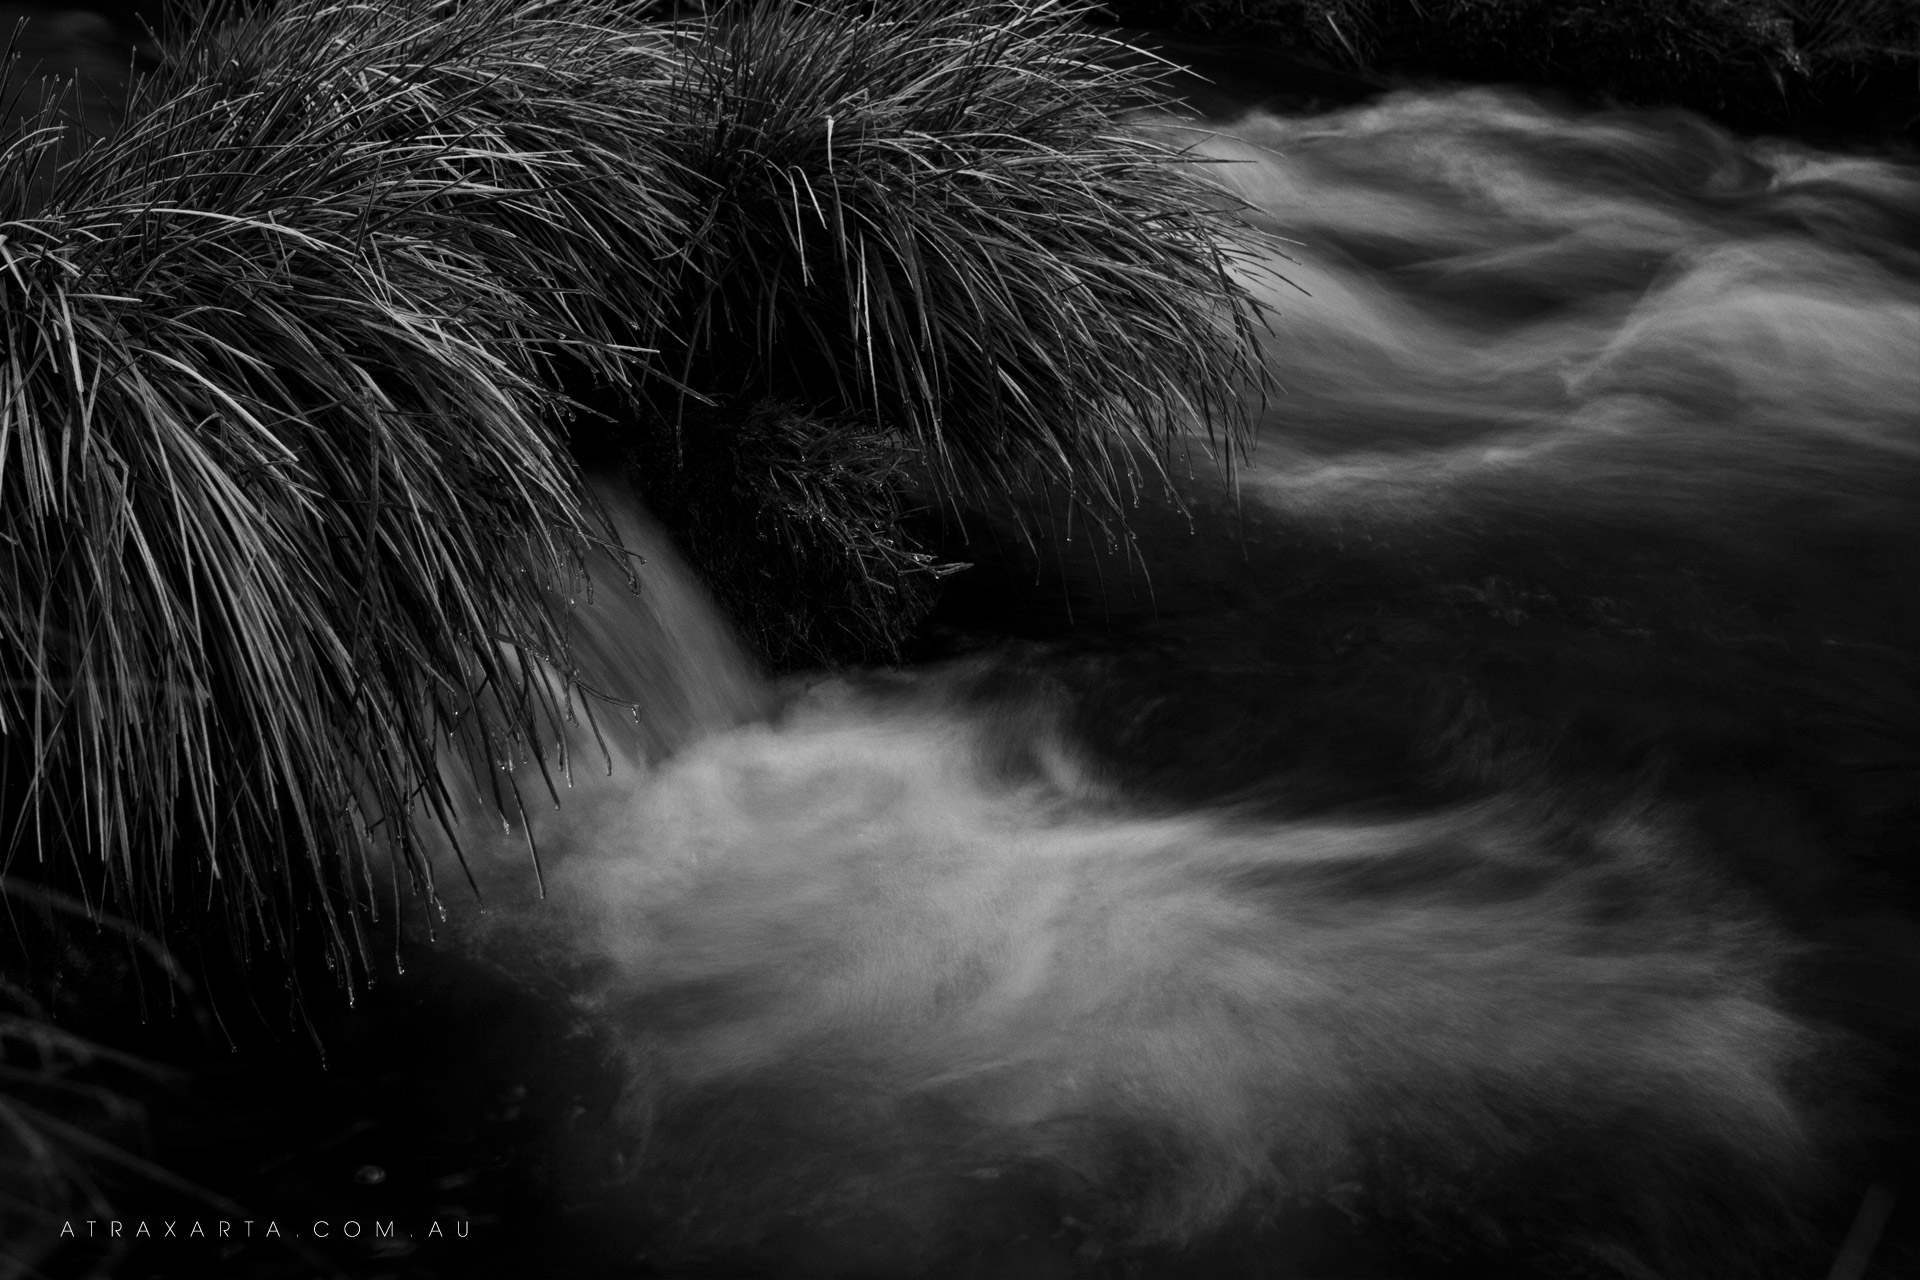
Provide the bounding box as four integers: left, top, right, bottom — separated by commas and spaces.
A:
59, 1218, 470, 1239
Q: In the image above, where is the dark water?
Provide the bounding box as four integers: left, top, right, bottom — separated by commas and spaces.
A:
28, 71, 1920, 1280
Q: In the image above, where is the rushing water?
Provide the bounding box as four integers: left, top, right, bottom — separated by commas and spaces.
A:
0, 8, 1911, 1273
388, 86, 1920, 1280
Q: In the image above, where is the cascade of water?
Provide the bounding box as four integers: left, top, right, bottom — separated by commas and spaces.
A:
434, 89, 1920, 1280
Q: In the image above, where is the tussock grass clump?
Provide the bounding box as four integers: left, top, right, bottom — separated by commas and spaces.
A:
641, 0, 1273, 526
0, 0, 698, 971
0, 0, 1277, 970
155, 0, 690, 395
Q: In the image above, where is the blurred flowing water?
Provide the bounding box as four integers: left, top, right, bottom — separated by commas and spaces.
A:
400, 88, 1920, 1280
68, 80, 1920, 1280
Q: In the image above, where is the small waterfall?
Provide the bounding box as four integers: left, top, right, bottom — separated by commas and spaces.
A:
561, 479, 772, 771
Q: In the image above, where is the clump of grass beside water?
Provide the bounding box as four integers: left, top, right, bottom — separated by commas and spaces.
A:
0, 0, 691, 972
646, 0, 1270, 511
615, 0, 1272, 664
0, 0, 1274, 970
